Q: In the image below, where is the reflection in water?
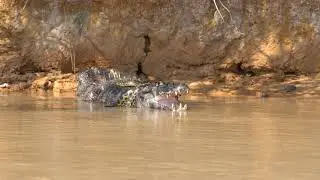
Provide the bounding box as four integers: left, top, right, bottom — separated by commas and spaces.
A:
0, 94, 320, 179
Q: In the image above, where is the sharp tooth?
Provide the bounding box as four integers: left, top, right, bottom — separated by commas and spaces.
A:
167, 95, 169, 98
179, 103, 182, 109
175, 91, 178, 96
183, 104, 187, 110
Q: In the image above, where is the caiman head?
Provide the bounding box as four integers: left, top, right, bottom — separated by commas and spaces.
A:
136, 82, 189, 111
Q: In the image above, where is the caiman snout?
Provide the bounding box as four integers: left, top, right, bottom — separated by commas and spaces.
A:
153, 83, 189, 111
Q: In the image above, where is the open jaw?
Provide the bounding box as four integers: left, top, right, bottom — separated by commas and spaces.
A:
154, 93, 188, 111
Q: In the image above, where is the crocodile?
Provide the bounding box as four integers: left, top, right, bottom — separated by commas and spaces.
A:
76, 67, 189, 111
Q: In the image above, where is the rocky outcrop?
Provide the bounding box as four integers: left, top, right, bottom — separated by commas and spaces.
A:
31, 72, 77, 92
1, 1, 320, 91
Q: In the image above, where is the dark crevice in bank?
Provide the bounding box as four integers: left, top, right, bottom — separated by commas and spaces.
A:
143, 35, 151, 56
136, 35, 151, 78
136, 62, 145, 77
217, 62, 278, 78
229, 62, 255, 76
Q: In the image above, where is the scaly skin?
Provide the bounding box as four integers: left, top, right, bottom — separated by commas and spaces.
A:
77, 67, 189, 111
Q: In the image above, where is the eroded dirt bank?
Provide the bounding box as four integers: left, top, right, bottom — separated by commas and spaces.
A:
1, 1, 320, 97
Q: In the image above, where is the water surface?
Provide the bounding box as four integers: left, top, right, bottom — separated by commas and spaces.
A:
0, 93, 320, 180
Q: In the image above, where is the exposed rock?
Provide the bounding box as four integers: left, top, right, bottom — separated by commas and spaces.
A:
220, 73, 242, 84
256, 90, 270, 98
279, 84, 297, 93
31, 77, 53, 90
52, 75, 77, 92
9, 82, 31, 91
0, 83, 9, 88
0, 82, 31, 92
31, 72, 76, 92
188, 80, 215, 90
209, 89, 237, 97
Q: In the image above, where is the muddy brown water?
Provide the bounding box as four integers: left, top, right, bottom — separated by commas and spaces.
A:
0, 93, 320, 180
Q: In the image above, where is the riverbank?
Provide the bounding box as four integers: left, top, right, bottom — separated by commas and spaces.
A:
2, 1, 320, 99
1, 71, 320, 98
